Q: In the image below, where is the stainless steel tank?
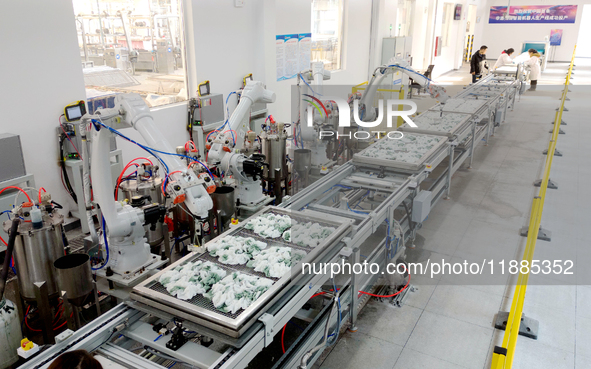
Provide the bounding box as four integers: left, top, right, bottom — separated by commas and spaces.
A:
212, 187, 235, 227
293, 149, 312, 177
262, 132, 288, 180
3, 213, 65, 300
119, 177, 164, 247
54, 254, 93, 307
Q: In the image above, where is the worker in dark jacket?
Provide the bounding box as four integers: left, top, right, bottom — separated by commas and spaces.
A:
470, 45, 488, 83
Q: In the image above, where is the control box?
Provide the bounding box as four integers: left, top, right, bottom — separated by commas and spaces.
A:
191, 93, 225, 129
412, 190, 432, 223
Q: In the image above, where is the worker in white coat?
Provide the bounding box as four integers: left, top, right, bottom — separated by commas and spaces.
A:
524, 48, 541, 91
493, 48, 515, 70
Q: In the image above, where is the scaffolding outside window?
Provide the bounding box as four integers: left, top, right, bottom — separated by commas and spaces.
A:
72, 0, 188, 109
441, 3, 454, 47
311, 0, 345, 71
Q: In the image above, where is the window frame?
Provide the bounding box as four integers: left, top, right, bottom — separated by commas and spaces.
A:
311, 0, 346, 72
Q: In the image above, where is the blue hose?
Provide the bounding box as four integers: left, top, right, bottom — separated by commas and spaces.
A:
91, 216, 109, 271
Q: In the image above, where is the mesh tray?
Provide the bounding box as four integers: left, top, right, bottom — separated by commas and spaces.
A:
352, 132, 448, 171
398, 110, 473, 137
131, 206, 351, 337
145, 251, 283, 320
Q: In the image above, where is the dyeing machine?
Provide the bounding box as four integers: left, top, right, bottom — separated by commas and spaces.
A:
19, 72, 521, 369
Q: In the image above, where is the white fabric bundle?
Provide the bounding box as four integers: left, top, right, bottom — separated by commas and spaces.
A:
205, 272, 273, 314
207, 236, 268, 265
247, 246, 307, 278
245, 213, 293, 238
288, 222, 335, 248
158, 260, 227, 300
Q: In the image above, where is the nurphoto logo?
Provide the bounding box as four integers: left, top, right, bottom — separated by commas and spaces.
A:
305, 96, 418, 140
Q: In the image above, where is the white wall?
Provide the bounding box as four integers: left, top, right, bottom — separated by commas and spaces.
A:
481, 0, 588, 61
0, 0, 87, 215
411, 0, 431, 70
576, 4, 591, 57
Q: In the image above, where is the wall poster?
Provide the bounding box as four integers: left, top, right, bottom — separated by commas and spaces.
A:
489, 5, 577, 24
276, 33, 313, 81
550, 29, 563, 46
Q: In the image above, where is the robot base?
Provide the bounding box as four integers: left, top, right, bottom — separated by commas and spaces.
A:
93, 253, 168, 287
236, 180, 267, 207
237, 196, 275, 215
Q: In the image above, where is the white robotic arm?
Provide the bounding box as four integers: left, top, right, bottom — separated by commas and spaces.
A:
359, 58, 450, 121
207, 81, 275, 165
205, 81, 275, 207
85, 94, 213, 274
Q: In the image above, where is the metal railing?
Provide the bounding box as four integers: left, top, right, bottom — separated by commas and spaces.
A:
490, 45, 577, 369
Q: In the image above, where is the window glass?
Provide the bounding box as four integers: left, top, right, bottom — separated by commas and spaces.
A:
311, 0, 345, 71
72, 0, 187, 108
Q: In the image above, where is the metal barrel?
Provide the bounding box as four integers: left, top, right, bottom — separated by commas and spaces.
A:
212, 186, 235, 226
4, 216, 65, 300
294, 149, 312, 175
53, 254, 93, 307
263, 136, 288, 180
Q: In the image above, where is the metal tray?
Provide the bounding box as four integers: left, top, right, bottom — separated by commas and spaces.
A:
130, 206, 352, 337
352, 132, 448, 171
398, 110, 473, 138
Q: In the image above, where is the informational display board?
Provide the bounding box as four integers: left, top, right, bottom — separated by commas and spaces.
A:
276, 33, 312, 81
550, 29, 563, 46
489, 5, 577, 24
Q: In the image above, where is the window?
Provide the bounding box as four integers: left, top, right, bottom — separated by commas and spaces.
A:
441, 3, 454, 47
311, 0, 345, 71
396, 0, 413, 37
72, 0, 187, 108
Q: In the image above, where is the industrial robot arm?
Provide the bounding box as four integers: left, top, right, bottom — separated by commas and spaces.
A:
206, 81, 275, 165
359, 58, 450, 121
83, 94, 213, 273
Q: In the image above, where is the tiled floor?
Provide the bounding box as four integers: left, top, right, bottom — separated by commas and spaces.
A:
318, 59, 590, 368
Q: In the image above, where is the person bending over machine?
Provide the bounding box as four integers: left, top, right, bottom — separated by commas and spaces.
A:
470, 45, 489, 83
524, 48, 541, 91
493, 48, 515, 70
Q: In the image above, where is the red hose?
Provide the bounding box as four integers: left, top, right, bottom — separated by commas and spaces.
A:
281, 324, 287, 354
280, 275, 411, 353
115, 157, 154, 198
38, 187, 46, 203
358, 272, 411, 298
25, 303, 72, 332
206, 130, 218, 142
185, 141, 197, 153
0, 186, 32, 203
114, 163, 139, 199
